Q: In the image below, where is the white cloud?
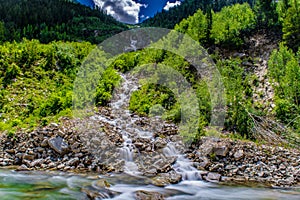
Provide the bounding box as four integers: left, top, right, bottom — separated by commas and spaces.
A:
94, 0, 147, 24
140, 14, 149, 20
163, 1, 181, 11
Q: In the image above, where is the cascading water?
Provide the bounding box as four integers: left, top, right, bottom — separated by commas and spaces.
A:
91, 72, 203, 181
109, 74, 141, 174
163, 142, 201, 181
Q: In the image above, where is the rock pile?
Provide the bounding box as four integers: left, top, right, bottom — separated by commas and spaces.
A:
0, 107, 180, 178
0, 108, 299, 188
190, 137, 300, 187
0, 120, 109, 172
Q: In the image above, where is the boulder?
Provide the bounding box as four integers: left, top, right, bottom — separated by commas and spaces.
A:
135, 190, 164, 200
154, 138, 167, 149
48, 136, 69, 155
206, 172, 221, 182
234, 150, 244, 160
94, 179, 111, 188
81, 187, 110, 200
213, 146, 229, 157
151, 171, 182, 187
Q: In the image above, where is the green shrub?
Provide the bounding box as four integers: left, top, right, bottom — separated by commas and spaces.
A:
211, 3, 256, 47
269, 45, 300, 130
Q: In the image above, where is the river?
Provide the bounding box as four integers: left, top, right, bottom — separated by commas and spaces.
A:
0, 169, 300, 199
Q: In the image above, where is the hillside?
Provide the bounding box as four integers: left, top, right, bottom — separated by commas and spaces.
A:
0, 0, 299, 147
0, 0, 127, 44
141, 0, 255, 29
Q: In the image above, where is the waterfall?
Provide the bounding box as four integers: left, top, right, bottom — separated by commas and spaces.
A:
90, 72, 202, 180
163, 142, 202, 181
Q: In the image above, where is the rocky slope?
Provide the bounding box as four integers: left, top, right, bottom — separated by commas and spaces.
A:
189, 137, 300, 187
1, 107, 299, 188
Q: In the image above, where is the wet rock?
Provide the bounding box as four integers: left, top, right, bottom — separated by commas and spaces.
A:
153, 157, 176, 173
279, 163, 286, 170
225, 165, 236, 170
30, 159, 44, 167
94, 179, 111, 188
151, 171, 182, 187
36, 147, 44, 153
71, 142, 80, 150
144, 168, 157, 177
15, 153, 23, 159
57, 163, 65, 169
15, 164, 29, 171
206, 172, 221, 182
75, 153, 84, 158
197, 156, 210, 169
209, 163, 224, 172
48, 136, 69, 155
154, 138, 167, 149
63, 166, 71, 171
82, 187, 110, 200
234, 150, 244, 160
135, 190, 164, 200
13, 157, 22, 165
48, 162, 56, 168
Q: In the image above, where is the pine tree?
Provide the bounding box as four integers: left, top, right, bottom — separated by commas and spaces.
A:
282, 0, 300, 52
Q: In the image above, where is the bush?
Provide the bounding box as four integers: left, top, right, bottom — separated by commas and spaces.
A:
269, 44, 300, 130
210, 3, 256, 47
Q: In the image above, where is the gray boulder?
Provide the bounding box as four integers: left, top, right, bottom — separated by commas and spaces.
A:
48, 136, 69, 155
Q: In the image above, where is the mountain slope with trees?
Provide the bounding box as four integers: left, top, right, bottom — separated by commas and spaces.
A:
0, 0, 127, 44
141, 0, 255, 29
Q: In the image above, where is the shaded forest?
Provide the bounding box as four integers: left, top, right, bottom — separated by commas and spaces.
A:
0, 0, 127, 44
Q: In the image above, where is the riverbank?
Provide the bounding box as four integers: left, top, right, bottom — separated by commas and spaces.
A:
1, 107, 299, 189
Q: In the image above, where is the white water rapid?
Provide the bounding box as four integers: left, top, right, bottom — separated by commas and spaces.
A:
91, 73, 202, 181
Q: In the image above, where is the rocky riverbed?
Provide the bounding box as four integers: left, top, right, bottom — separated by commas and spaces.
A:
0, 107, 299, 189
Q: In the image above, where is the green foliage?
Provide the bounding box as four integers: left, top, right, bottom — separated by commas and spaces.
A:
210, 3, 256, 47
0, 21, 4, 42
142, 0, 255, 29
112, 52, 139, 72
3, 63, 21, 86
281, 0, 300, 52
254, 0, 278, 27
95, 67, 121, 106
174, 3, 256, 47
218, 58, 255, 138
195, 80, 211, 124
0, 39, 94, 131
269, 44, 300, 129
175, 9, 208, 43
129, 84, 177, 117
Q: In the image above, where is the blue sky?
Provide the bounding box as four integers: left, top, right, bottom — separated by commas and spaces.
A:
76, 0, 183, 24
138, 0, 171, 21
